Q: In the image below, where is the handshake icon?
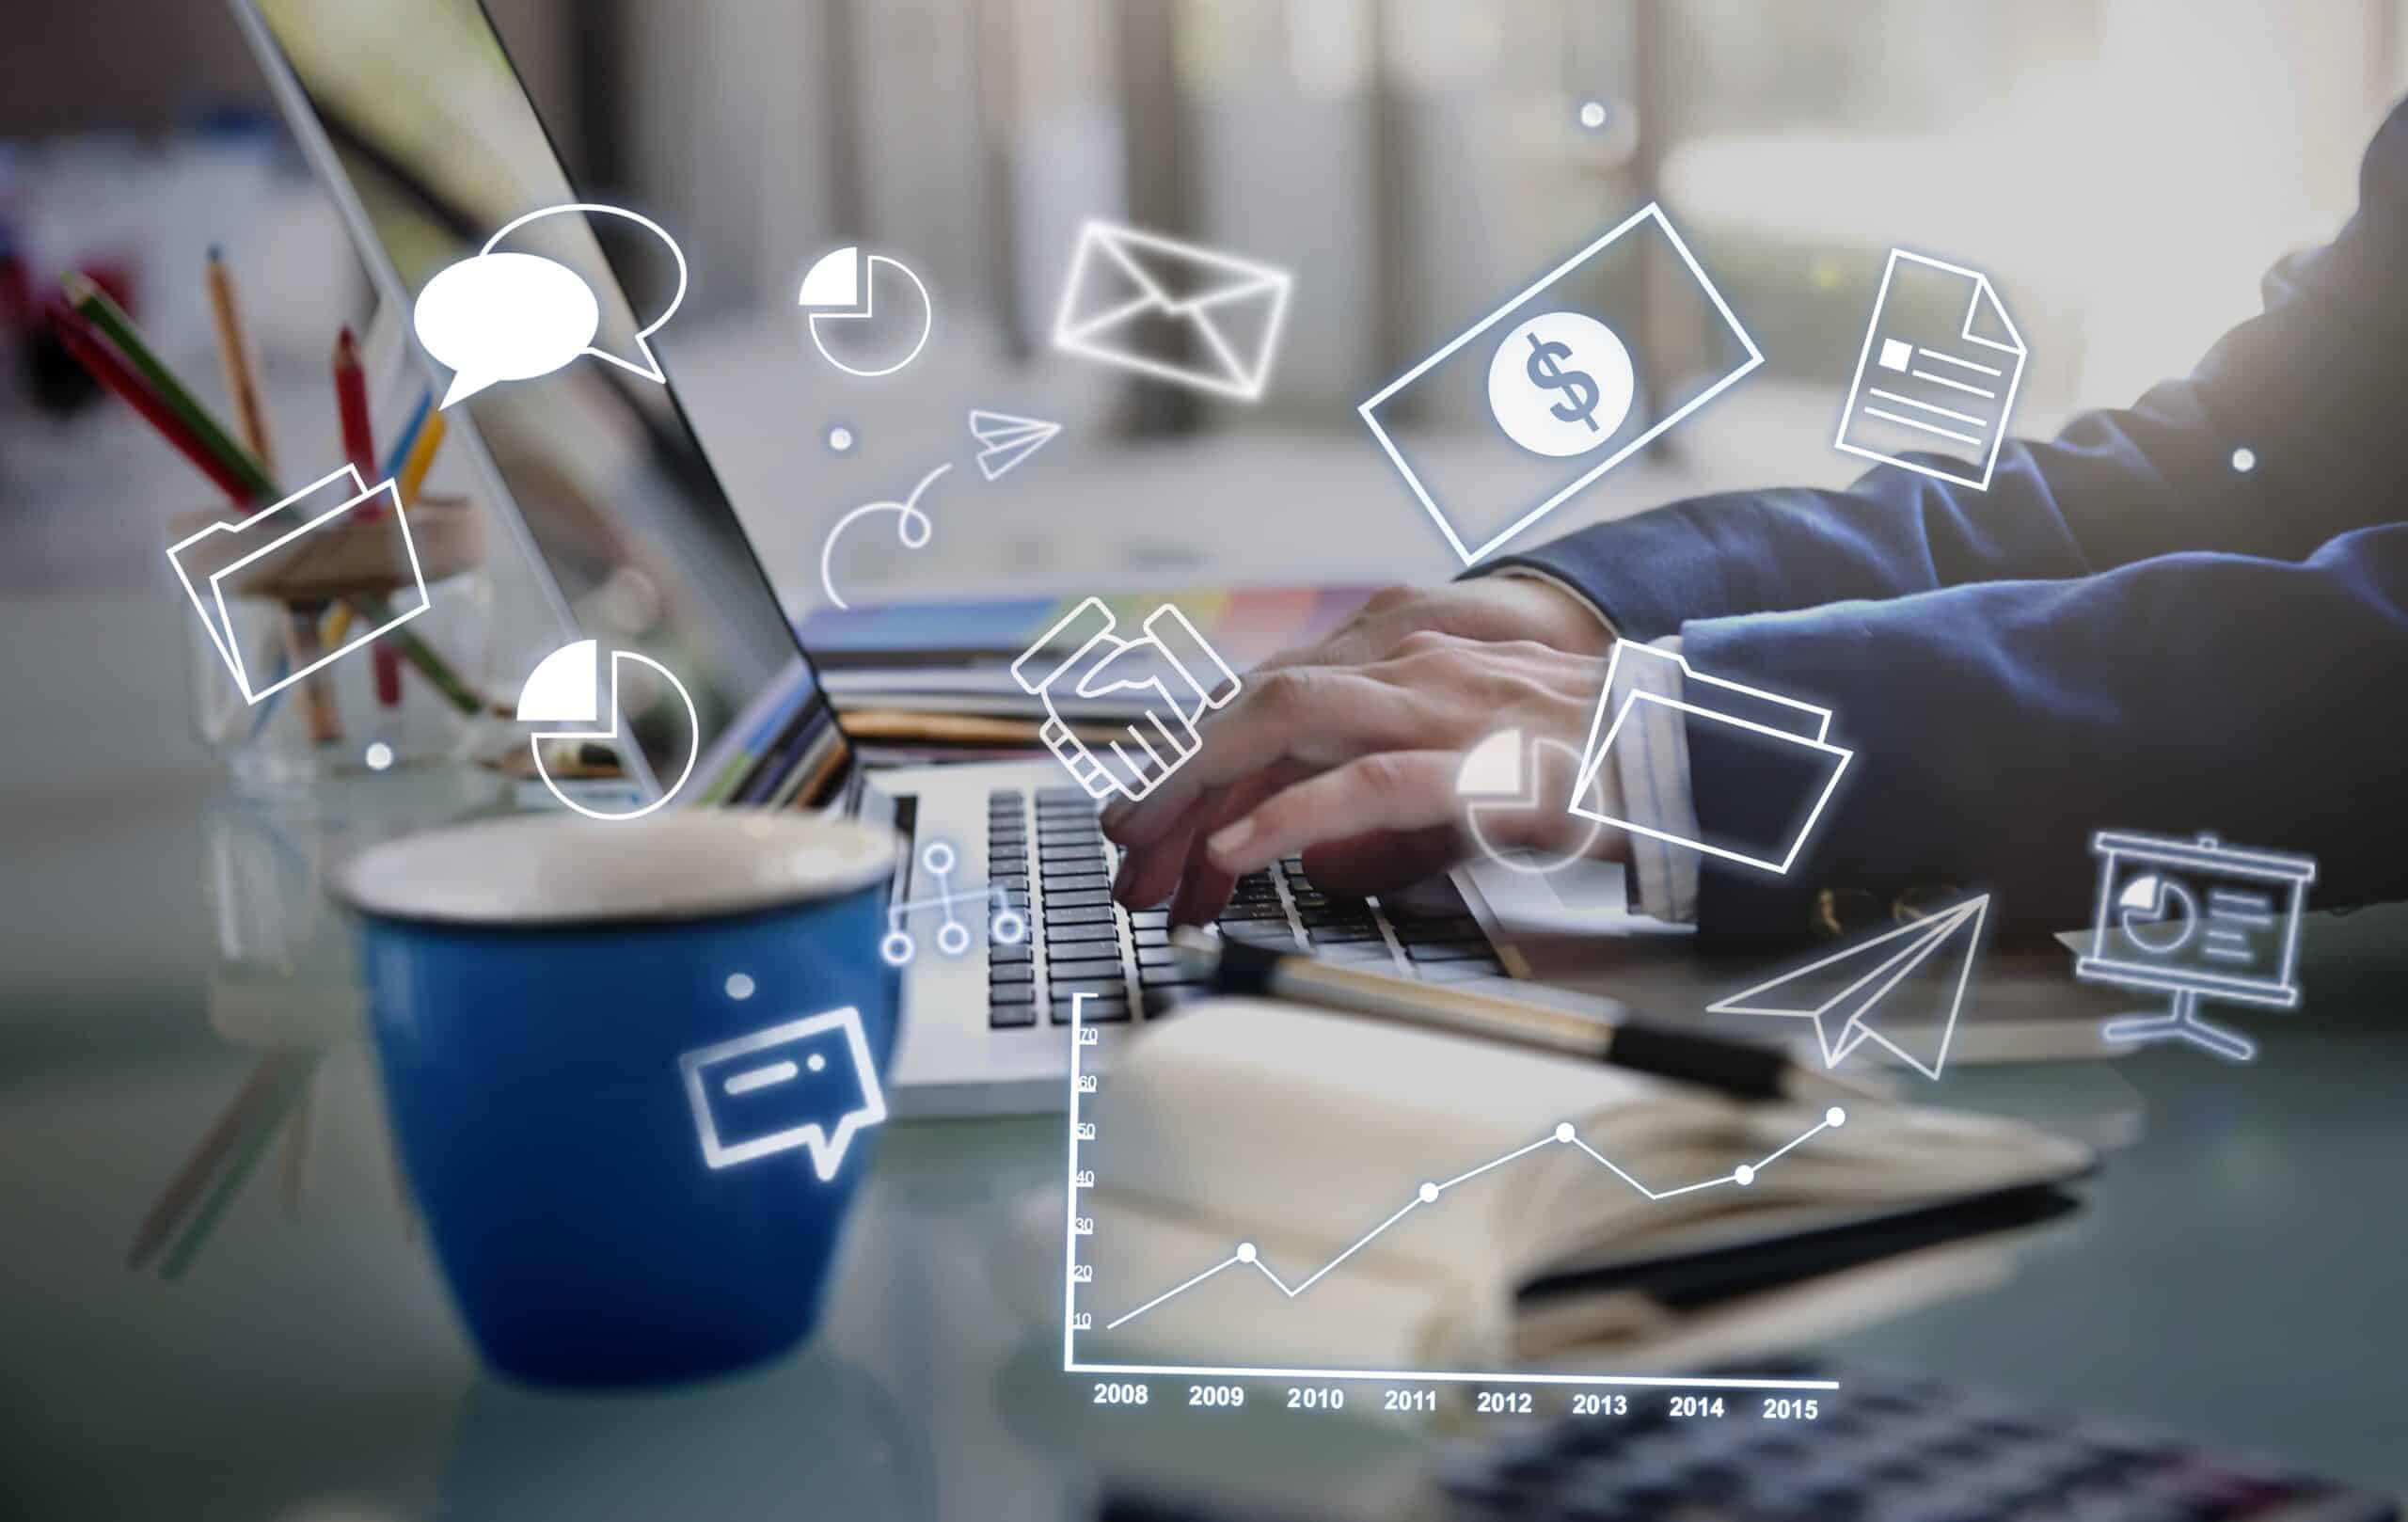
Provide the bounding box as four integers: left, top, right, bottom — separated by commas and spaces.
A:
1011, 597, 1241, 803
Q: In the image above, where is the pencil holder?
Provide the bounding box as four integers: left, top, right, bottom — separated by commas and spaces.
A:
177, 493, 499, 798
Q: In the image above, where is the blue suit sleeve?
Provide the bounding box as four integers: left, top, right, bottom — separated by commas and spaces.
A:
1486, 101, 2408, 642
1680, 527, 2408, 943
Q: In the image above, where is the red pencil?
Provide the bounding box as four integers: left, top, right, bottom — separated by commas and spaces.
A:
335, 326, 404, 706
52, 298, 256, 507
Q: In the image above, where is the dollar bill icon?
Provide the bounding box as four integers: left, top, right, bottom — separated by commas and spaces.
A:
1359, 203, 1763, 567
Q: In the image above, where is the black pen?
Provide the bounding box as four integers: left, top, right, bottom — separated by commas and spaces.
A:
1172, 928, 1877, 1107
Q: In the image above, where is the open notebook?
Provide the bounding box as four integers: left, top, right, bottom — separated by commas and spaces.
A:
1079, 1000, 2093, 1374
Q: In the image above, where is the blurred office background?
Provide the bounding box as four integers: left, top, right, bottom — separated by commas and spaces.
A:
5, 0, 2406, 608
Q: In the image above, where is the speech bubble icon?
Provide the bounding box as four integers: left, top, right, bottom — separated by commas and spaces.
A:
676, 1007, 890, 1181
414, 251, 600, 408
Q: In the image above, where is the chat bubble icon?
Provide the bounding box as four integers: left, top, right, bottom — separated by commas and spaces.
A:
418, 201, 690, 408
677, 1007, 889, 1181
414, 252, 599, 407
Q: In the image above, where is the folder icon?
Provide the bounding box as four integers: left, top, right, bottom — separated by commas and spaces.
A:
1051, 220, 1293, 402
166, 464, 430, 706
1568, 642, 1852, 875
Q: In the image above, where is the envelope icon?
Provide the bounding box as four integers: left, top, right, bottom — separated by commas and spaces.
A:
1051, 219, 1293, 402
1569, 642, 1852, 875
166, 464, 429, 706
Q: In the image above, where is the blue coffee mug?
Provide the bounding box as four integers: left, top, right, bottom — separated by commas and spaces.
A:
335, 812, 899, 1386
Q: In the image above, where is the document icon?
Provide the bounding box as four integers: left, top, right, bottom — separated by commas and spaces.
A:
1835, 249, 2027, 491
1708, 895, 1990, 1081
1051, 220, 1293, 402
1569, 642, 1851, 875
165, 464, 429, 706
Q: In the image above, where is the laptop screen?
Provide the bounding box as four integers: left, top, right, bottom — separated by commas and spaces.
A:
246, 0, 849, 810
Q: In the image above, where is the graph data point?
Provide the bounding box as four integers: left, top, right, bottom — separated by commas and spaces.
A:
1236, 1242, 1258, 1263
1827, 1106, 1847, 1128
1555, 1122, 1576, 1142
1734, 1165, 1755, 1186
1418, 1181, 1440, 1203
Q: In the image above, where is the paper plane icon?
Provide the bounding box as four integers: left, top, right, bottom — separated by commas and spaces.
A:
969, 408, 1061, 482
1706, 895, 1989, 1081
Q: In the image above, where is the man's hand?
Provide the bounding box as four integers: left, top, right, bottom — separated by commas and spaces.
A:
1101, 578, 1623, 926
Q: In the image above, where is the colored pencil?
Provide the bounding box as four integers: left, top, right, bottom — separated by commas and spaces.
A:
380, 388, 432, 482
209, 249, 342, 745
160, 1053, 321, 1281
127, 1051, 297, 1269
334, 326, 374, 483
62, 271, 275, 502
53, 300, 254, 504
394, 406, 447, 503
203, 248, 277, 477
337, 328, 404, 708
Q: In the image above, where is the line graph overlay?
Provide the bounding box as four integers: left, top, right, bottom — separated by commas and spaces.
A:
1062, 994, 1846, 1392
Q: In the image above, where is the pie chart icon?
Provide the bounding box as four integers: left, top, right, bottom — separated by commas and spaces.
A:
516, 639, 699, 821
798, 246, 932, 378
1455, 728, 1604, 876
2114, 872, 2198, 955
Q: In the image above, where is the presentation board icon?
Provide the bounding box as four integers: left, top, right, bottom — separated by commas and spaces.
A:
2077, 831, 2317, 1063
798, 246, 932, 378
1835, 249, 2027, 491
515, 639, 699, 822
1053, 220, 1293, 402
1709, 895, 1990, 1081
1569, 642, 1851, 875
167, 464, 427, 705
677, 1007, 889, 1179
969, 409, 1061, 482
417, 202, 687, 407
1359, 203, 1763, 566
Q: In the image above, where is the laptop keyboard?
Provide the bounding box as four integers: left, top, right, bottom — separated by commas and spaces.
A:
983, 785, 1510, 1029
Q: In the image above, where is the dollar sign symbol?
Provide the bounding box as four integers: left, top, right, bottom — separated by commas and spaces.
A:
1525, 330, 1603, 433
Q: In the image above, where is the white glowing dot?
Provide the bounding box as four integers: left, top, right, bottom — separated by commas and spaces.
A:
724, 973, 755, 1000
2230, 446, 2256, 472
807, 1053, 827, 1072
1578, 101, 1608, 129
363, 741, 394, 771
1555, 1122, 1576, 1143
1418, 1181, 1440, 1203
1236, 1242, 1257, 1262
828, 425, 854, 452
1827, 1106, 1847, 1128
1734, 1165, 1756, 1186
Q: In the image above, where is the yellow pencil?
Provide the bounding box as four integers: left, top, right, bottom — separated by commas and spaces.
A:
396, 407, 447, 503
206, 248, 342, 746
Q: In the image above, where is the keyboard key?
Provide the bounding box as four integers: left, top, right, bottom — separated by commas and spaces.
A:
1301, 924, 1384, 943
1415, 961, 1511, 985
990, 942, 1032, 964
1309, 941, 1397, 965
1134, 945, 1184, 968
1040, 867, 1111, 888
1387, 912, 1482, 938
987, 961, 1035, 984
988, 1002, 1038, 1029
1052, 992, 1129, 1023
1131, 927, 1170, 947
1041, 921, 1120, 945
1215, 903, 1288, 921
1043, 890, 1115, 910
1406, 941, 1499, 962
1046, 956, 1127, 980
1127, 909, 1170, 927
1042, 906, 1118, 926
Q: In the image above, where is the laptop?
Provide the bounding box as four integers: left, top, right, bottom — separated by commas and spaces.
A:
233, 0, 1521, 1117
